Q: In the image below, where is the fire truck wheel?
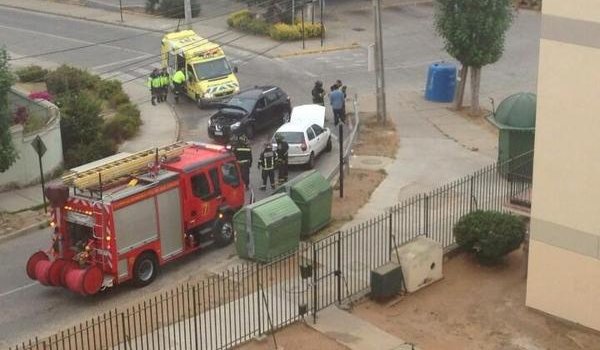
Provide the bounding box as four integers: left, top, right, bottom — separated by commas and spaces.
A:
214, 218, 234, 247
133, 252, 158, 287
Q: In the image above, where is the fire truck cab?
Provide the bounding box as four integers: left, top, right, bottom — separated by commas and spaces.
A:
26, 142, 245, 295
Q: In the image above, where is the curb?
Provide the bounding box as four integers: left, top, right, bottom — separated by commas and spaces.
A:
0, 220, 48, 244
0, 3, 167, 33
277, 43, 361, 58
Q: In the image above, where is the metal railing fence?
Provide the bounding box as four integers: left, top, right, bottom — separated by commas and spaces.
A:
11, 151, 533, 350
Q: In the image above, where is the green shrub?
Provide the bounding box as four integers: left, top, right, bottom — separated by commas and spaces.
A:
453, 210, 525, 264
46, 65, 100, 96
227, 10, 269, 35
64, 138, 117, 168
116, 102, 141, 120
108, 90, 130, 108
97, 79, 124, 100
104, 103, 142, 142
269, 23, 302, 41
15, 65, 48, 83
158, 0, 200, 18
58, 92, 104, 148
145, 0, 159, 13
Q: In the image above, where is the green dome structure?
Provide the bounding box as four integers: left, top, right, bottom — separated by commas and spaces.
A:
487, 92, 536, 179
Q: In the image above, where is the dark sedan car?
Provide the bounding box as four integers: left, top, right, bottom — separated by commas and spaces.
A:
207, 86, 291, 142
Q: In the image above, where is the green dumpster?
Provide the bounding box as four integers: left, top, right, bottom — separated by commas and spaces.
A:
234, 193, 302, 263
275, 170, 332, 237
487, 92, 536, 180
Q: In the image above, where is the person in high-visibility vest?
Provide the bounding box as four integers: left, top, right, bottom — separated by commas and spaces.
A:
258, 142, 277, 190
159, 68, 170, 102
148, 68, 161, 105
231, 135, 252, 189
171, 68, 186, 103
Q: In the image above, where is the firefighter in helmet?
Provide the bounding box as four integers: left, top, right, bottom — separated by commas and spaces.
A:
312, 80, 325, 106
258, 142, 277, 190
231, 135, 252, 189
275, 133, 289, 184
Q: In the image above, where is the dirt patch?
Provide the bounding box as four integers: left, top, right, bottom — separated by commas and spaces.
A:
352, 113, 398, 159
455, 107, 499, 136
0, 209, 48, 238
313, 169, 386, 237
234, 322, 348, 350
353, 249, 600, 350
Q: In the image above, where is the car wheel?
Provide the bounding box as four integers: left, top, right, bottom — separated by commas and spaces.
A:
214, 217, 234, 247
325, 137, 332, 152
133, 252, 158, 287
282, 110, 290, 124
307, 152, 315, 169
245, 124, 255, 139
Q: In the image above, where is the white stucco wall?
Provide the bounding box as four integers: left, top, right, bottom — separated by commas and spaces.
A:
0, 89, 63, 189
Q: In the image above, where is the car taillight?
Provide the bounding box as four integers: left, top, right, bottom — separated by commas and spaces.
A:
301, 142, 307, 151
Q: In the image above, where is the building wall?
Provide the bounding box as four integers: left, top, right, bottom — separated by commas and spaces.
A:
527, 0, 600, 331
0, 88, 63, 189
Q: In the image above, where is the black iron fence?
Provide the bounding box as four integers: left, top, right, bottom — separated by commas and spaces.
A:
11, 152, 533, 350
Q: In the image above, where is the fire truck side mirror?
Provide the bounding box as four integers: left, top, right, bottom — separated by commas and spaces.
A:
233, 66, 239, 74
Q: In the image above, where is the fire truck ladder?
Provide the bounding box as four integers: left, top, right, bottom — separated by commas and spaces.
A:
62, 142, 187, 191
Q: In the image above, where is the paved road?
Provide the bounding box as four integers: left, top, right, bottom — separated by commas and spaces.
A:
0, 7, 342, 346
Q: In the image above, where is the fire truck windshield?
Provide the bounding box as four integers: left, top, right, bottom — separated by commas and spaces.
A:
193, 58, 232, 80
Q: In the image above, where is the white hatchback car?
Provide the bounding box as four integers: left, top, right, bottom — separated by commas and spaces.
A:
272, 104, 332, 168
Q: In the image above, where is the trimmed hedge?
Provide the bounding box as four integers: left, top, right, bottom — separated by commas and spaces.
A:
227, 10, 323, 41
15, 65, 48, 83
453, 210, 525, 264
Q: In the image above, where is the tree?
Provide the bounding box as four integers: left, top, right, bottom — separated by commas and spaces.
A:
0, 48, 17, 173
434, 0, 513, 113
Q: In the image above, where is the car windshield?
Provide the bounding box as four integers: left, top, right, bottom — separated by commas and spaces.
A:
193, 58, 232, 80
225, 97, 256, 113
275, 132, 304, 144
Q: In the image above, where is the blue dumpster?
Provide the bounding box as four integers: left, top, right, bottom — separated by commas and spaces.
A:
425, 62, 457, 103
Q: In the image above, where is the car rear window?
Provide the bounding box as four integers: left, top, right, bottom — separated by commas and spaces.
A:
275, 132, 304, 144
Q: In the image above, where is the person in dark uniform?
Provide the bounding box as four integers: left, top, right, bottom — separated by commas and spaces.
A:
258, 142, 277, 190
311, 80, 325, 106
275, 134, 289, 184
231, 135, 252, 189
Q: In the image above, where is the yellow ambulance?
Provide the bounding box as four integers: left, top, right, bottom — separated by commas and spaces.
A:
161, 30, 240, 108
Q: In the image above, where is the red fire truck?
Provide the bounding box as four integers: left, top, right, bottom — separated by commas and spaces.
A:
26, 142, 245, 295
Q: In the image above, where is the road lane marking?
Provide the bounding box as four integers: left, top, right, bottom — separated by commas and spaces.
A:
0, 282, 38, 298
93, 54, 154, 71
0, 23, 150, 56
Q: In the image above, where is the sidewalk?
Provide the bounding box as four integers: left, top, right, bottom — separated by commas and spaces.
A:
344, 91, 497, 228
0, 0, 361, 58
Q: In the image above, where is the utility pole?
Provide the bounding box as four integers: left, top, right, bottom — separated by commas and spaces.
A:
373, 0, 387, 123
320, 0, 324, 47
118, 0, 123, 22
184, 0, 192, 29
292, 0, 295, 24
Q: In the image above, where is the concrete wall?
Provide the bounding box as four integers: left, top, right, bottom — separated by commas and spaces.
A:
0, 88, 63, 189
526, 0, 600, 331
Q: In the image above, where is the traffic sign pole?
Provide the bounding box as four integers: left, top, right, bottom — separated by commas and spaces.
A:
31, 135, 47, 213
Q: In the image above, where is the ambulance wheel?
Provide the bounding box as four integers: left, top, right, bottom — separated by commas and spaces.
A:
214, 218, 234, 247
325, 137, 332, 152
133, 252, 158, 287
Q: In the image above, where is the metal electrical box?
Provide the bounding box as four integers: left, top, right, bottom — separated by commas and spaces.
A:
370, 262, 403, 300
394, 236, 443, 293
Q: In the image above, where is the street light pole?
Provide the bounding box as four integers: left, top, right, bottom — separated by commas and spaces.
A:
119, 0, 124, 22
184, 0, 192, 29
373, 0, 387, 123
